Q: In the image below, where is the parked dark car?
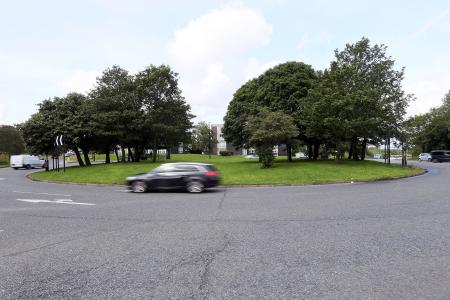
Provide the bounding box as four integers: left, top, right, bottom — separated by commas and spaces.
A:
430, 150, 450, 163
126, 162, 220, 193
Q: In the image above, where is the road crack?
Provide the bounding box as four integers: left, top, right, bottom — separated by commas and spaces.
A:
166, 233, 231, 300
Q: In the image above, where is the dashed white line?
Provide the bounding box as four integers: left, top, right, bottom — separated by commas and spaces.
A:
13, 191, 71, 197
0, 178, 5, 181
114, 189, 131, 193
16, 198, 95, 206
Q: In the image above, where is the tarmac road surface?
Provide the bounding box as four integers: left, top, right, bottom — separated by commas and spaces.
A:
0, 161, 449, 299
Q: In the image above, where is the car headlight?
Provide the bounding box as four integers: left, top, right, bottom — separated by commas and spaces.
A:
126, 176, 136, 181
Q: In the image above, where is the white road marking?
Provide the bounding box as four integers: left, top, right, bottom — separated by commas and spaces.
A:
0, 230, 4, 233
0, 178, 5, 181
16, 198, 95, 206
114, 189, 131, 193
13, 191, 71, 197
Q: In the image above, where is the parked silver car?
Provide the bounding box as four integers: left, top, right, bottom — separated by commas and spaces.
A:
418, 153, 431, 161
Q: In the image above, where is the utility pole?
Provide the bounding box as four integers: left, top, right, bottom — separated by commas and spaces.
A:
208, 123, 212, 159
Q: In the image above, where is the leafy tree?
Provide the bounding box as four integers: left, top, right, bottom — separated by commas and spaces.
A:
223, 62, 317, 161
135, 65, 193, 162
89, 66, 138, 163
20, 94, 92, 166
247, 109, 298, 168
20, 99, 60, 156
305, 37, 412, 160
0, 125, 25, 155
191, 122, 218, 157
407, 91, 450, 152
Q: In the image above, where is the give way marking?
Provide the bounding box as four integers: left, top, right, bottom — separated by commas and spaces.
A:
16, 199, 96, 206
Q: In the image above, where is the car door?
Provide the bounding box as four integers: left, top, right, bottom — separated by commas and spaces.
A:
174, 165, 199, 187
152, 165, 179, 189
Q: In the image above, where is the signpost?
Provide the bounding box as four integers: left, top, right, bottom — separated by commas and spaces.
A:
54, 135, 65, 172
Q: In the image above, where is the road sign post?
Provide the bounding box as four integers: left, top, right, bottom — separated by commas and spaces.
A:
55, 135, 65, 172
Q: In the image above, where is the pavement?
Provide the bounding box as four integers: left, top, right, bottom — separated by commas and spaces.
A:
0, 161, 449, 299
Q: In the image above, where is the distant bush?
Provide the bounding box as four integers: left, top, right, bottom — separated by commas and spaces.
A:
188, 149, 203, 154
219, 151, 233, 156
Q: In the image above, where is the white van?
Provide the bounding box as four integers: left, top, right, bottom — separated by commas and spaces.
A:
10, 155, 45, 169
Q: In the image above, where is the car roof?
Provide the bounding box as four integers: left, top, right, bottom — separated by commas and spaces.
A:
159, 162, 213, 166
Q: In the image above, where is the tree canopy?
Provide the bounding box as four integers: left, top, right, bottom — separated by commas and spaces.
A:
223, 61, 317, 161
21, 65, 194, 166
224, 37, 413, 164
0, 125, 25, 155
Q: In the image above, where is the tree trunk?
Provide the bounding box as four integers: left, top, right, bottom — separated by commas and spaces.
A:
307, 143, 313, 160
152, 142, 157, 163
128, 147, 134, 162
287, 143, 292, 162
360, 138, 367, 160
166, 147, 171, 159
121, 146, 126, 162
348, 137, 356, 160
73, 147, 85, 167
134, 145, 141, 162
114, 148, 120, 162
82, 148, 91, 166
313, 141, 320, 160
105, 149, 110, 164
387, 137, 391, 165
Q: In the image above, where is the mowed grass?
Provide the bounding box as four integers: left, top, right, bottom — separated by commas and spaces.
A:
30, 154, 423, 186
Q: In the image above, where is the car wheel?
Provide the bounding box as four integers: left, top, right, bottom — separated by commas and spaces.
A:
186, 181, 204, 193
132, 181, 147, 193
25, 164, 32, 169
13, 167, 18, 170
432, 159, 438, 163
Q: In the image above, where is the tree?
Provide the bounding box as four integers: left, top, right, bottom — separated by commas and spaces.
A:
407, 91, 450, 153
0, 125, 25, 155
191, 122, 218, 157
20, 99, 60, 157
247, 109, 298, 168
20, 94, 92, 166
223, 62, 317, 161
135, 65, 193, 162
304, 37, 412, 161
89, 66, 138, 163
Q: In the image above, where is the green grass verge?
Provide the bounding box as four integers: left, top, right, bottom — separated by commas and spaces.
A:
0, 162, 9, 168
30, 154, 423, 186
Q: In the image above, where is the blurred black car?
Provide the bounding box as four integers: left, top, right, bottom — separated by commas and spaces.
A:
126, 162, 220, 193
430, 150, 450, 163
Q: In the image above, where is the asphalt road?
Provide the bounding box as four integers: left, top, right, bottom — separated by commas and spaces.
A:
0, 161, 449, 299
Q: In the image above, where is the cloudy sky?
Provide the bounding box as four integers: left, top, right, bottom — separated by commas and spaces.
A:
1, 0, 449, 125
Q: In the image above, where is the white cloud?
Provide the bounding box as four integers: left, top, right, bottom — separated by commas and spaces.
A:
169, 4, 272, 67
168, 4, 273, 123
405, 75, 450, 116
199, 64, 232, 98
412, 9, 450, 36
243, 57, 280, 81
297, 33, 311, 50
297, 32, 332, 52
58, 70, 98, 94
0, 104, 4, 124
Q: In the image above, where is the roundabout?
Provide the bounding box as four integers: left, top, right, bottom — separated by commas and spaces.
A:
0, 161, 449, 299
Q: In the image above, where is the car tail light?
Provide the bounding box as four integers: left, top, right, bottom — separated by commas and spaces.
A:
205, 171, 219, 177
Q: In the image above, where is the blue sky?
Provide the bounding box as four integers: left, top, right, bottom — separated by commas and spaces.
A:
1, 0, 449, 125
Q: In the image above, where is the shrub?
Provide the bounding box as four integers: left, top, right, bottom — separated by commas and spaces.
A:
219, 151, 233, 156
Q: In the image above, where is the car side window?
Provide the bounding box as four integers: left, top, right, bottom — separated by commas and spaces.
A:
176, 165, 198, 172
153, 166, 177, 173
